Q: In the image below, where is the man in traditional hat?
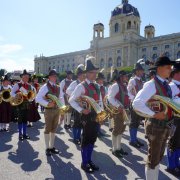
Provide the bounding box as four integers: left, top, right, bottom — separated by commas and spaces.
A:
69, 55, 101, 173
11, 70, 33, 140
96, 70, 107, 137
127, 62, 144, 148
60, 70, 73, 130
108, 70, 130, 158
0, 75, 12, 132
36, 69, 64, 156
133, 56, 176, 180
66, 64, 86, 145
166, 60, 180, 177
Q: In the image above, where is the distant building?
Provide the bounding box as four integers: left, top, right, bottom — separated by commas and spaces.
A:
34, 0, 180, 78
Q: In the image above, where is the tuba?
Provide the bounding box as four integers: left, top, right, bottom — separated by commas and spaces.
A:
103, 95, 130, 125
45, 94, 70, 115
77, 95, 108, 124
134, 95, 180, 118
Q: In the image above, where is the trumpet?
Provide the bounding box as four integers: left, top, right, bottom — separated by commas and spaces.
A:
77, 95, 108, 124
134, 95, 180, 118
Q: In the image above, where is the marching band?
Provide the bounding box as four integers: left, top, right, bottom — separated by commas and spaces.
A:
0, 55, 180, 179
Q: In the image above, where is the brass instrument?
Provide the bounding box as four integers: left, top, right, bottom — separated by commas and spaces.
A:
134, 95, 180, 118
103, 95, 130, 125
0, 89, 12, 103
45, 94, 70, 114
77, 95, 107, 124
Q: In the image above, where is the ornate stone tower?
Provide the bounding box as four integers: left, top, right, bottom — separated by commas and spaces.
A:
93, 23, 104, 39
144, 24, 155, 39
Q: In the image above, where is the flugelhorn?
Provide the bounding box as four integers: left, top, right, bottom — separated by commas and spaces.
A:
133, 95, 180, 118
77, 95, 108, 124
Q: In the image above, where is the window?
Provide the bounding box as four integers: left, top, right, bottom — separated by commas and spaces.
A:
127, 21, 131, 29
153, 47, 157, 51
165, 45, 170, 49
67, 64, 70, 70
164, 52, 170, 57
115, 23, 119, 33
178, 43, 180, 48
117, 56, 121, 67
142, 55, 147, 61
152, 54, 157, 61
100, 59, 104, 68
72, 64, 75, 68
117, 49, 121, 54
108, 58, 113, 67
177, 51, 180, 59
142, 48, 146, 52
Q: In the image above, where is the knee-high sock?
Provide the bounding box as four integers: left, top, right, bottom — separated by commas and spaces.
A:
129, 128, 136, 143
22, 123, 27, 135
0, 123, 2, 130
87, 144, 94, 162
117, 134, 122, 150
73, 128, 77, 140
77, 128, 81, 140
50, 133, 56, 149
66, 113, 71, 125
18, 123, 23, 135
112, 134, 118, 152
167, 148, 176, 169
81, 146, 88, 166
155, 164, 160, 180
145, 166, 157, 180
108, 118, 113, 129
44, 133, 50, 149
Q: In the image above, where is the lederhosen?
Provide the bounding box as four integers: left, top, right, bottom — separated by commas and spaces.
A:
81, 82, 100, 147
0, 86, 12, 124
145, 77, 172, 169
130, 78, 144, 129
168, 83, 180, 152
15, 83, 31, 123
112, 82, 130, 136
73, 80, 82, 128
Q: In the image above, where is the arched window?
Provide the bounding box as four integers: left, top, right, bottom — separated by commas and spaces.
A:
117, 56, 121, 67
100, 59, 104, 68
152, 54, 157, 61
115, 23, 119, 33
177, 51, 180, 59
142, 55, 147, 61
72, 64, 75, 68
127, 21, 131, 29
164, 52, 170, 58
67, 64, 70, 70
108, 58, 113, 67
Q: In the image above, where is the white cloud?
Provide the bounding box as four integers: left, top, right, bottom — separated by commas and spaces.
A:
0, 44, 23, 55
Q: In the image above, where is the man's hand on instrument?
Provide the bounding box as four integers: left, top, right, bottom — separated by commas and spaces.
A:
118, 106, 124, 113
48, 101, 56, 108
153, 112, 166, 120
82, 109, 91, 115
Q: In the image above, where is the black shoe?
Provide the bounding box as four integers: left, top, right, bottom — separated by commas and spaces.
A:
23, 135, 30, 139
46, 148, 52, 156
67, 124, 71, 129
81, 163, 94, 173
73, 139, 81, 145
109, 128, 113, 132
89, 161, 99, 171
112, 151, 123, 158
19, 135, 24, 141
129, 142, 141, 148
64, 124, 68, 130
166, 168, 180, 177
137, 140, 144, 146
50, 147, 59, 154
117, 148, 128, 156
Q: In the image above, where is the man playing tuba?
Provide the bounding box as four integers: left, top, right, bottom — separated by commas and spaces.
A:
36, 69, 64, 156
133, 56, 176, 180
69, 55, 101, 173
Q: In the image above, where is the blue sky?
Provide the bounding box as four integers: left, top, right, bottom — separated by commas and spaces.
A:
0, 0, 180, 71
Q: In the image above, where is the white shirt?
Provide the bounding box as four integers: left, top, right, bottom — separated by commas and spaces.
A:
169, 79, 180, 104
11, 80, 33, 98
127, 76, 142, 101
66, 80, 80, 96
0, 85, 12, 91
69, 79, 103, 113
35, 81, 64, 107
133, 76, 167, 117
108, 83, 124, 108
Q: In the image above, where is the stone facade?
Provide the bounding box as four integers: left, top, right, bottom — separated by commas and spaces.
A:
34, 0, 180, 76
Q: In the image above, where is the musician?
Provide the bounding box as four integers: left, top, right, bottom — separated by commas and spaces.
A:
133, 56, 176, 180
96, 71, 106, 137
166, 61, 180, 177
40, 78, 47, 113
69, 56, 101, 173
36, 69, 64, 156
11, 70, 33, 141
32, 74, 40, 93
66, 64, 86, 145
108, 70, 129, 158
127, 63, 144, 148
60, 70, 73, 130
0, 75, 12, 132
